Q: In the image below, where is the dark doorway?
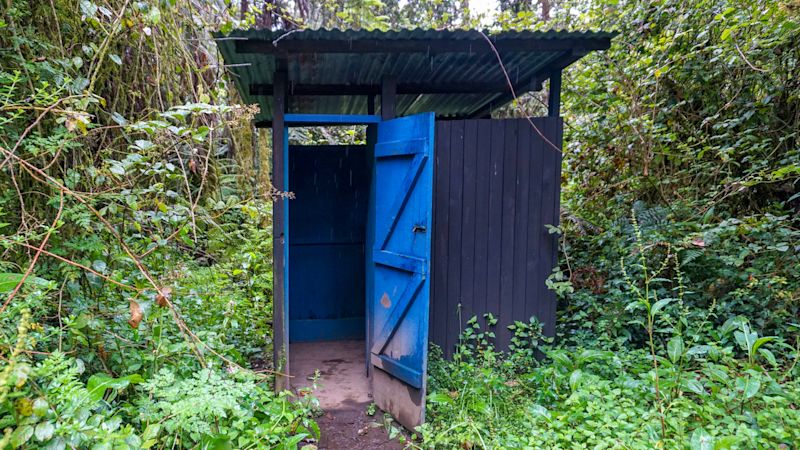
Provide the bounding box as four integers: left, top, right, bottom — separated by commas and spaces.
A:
287, 145, 370, 342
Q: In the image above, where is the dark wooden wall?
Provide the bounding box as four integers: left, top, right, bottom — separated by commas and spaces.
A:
430, 118, 563, 358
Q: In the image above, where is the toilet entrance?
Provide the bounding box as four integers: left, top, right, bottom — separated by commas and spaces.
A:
283, 113, 434, 429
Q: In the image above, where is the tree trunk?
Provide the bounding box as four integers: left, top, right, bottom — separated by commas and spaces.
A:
539, 0, 550, 21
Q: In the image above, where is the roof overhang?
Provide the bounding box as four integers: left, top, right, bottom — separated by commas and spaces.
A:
214, 28, 614, 123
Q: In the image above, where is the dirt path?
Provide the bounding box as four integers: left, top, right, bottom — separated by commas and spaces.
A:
292, 341, 405, 450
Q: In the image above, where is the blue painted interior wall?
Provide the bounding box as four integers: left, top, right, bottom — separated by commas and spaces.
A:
288, 145, 370, 342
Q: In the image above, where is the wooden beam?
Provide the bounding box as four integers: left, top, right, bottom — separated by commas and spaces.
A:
548, 69, 562, 118
381, 76, 396, 120
235, 37, 612, 55
467, 49, 584, 117
251, 81, 541, 96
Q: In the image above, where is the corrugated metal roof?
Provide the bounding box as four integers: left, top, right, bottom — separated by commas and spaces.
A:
214, 28, 614, 123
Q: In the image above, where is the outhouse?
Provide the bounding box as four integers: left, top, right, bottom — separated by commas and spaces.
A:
216, 28, 612, 428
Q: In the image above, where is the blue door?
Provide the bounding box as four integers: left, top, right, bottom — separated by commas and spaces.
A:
368, 112, 434, 428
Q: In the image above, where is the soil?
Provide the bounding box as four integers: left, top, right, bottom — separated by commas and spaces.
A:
291, 340, 406, 450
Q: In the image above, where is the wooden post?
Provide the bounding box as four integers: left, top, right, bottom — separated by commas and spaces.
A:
271, 71, 289, 391
548, 70, 561, 118
381, 76, 397, 120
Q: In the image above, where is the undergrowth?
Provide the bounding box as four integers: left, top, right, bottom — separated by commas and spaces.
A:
419, 215, 800, 448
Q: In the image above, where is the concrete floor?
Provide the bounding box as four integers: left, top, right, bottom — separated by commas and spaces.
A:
290, 340, 404, 449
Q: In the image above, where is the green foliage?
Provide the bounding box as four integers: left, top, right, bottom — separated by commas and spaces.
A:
137, 368, 318, 448
561, 0, 799, 215
420, 258, 800, 449
0, 0, 315, 447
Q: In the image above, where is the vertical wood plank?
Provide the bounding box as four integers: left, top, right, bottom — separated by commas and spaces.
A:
512, 119, 532, 328
538, 119, 558, 337
485, 120, 505, 333
498, 120, 518, 346
473, 120, 492, 334
432, 121, 451, 354
445, 121, 465, 355
459, 121, 478, 346
526, 118, 546, 337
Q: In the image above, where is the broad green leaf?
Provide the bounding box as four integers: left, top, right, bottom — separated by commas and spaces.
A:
569, 369, 583, 391
751, 336, 775, 354
32, 398, 49, 416
650, 298, 672, 317
528, 404, 551, 421
667, 336, 684, 363
759, 348, 777, 366
86, 373, 144, 403
10, 425, 33, 447
685, 379, 706, 396
714, 436, 740, 449
34, 421, 55, 442
427, 392, 454, 404
734, 324, 757, 353
690, 428, 714, 450
736, 376, 761, 399
0, 273, 49, 293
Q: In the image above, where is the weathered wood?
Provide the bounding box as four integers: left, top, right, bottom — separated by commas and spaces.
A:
372, 367, 426, 429
431, 118, 563, 357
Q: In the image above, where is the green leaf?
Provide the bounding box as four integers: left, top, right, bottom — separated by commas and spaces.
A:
147, 7, 161, 24
685, 379, 706, 396
569, 369, 583, 391
751, 336, 775, 355
758, 348, 777, 366
86, 373, 144, 403
32, 398, 49, 416
713, 436, 740, 449
650, 298, 672, 317
527, 404, 551, 421
734, 324, 757, 353
690, 428, 714, 450
667, 336, 684, 363
10, 425, 34, 447
427, 392, 454, 404
0, 273, 49, 293
109, 54, 122, 65
34, 422, 55, 442
736, 376, 761, 399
